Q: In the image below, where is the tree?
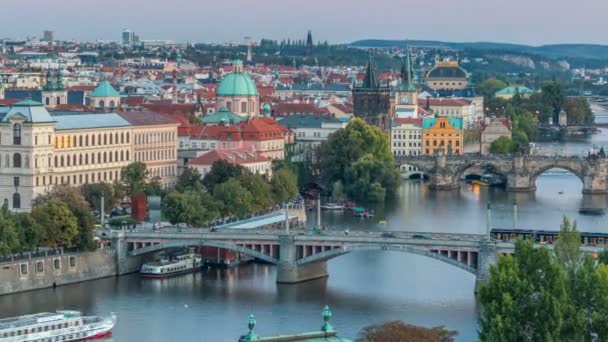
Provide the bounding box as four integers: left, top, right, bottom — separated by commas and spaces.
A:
213, 178, 254, 218
176, 167, 204, 192
319, 118, 399, 202
14, 212, 45, 252
203, 159, 246, 190
82, 183, 116, 214
238, 173, 274, 211
0, 205, 20, 256
270, 167, 298, 205
541, 81, 565, 121
478, 240, 568, 341
31, 200, 79, 248
554, 216, 581, 274
162, 190, 219, 226
489, 136, 516, 154
479, 78, 507, 101
356, 320, 457, 342
344, 153, 399, 203
563, 97, 593, 125
121, 162, 148, 197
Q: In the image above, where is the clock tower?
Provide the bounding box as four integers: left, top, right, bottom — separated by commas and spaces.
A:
394, 49, 418, 118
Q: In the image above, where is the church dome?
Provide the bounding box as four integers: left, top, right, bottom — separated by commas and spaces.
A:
427, 61, 468, 79
217, 70, 258, 97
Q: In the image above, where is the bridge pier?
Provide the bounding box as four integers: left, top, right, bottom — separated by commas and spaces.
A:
475, 240, 498, 292
276, 235, 328, 284
110, 232, 145, 275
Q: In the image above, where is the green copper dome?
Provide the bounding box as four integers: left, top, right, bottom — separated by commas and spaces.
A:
217, 72, 258, 97
91, 81, 120, 97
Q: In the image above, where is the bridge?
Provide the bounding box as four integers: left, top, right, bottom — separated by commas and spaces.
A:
100, 227, 603, 291
396, 154, 608, 193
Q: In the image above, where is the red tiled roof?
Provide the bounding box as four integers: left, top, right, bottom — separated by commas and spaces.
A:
67, 85, 96, 92
271, 103, 325, 116
141, 103, 196, 116
53, 104, 92, 112
0, 99, 21, 106
422, 98, 472, 107
188, 149, 270, 166
124, 96, 146, 106
238, 118, 284, 141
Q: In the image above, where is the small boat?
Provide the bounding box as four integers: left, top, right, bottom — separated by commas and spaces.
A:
379, 220, 388, 225
320, 203, 344, 211
579, 208, 606, 216
0, 310, 116, 341
353, 207, 374, 218
471, 180, 489, 186
140, 250, 203, 278
558, 190, 564, 194
480, 174, 505, 187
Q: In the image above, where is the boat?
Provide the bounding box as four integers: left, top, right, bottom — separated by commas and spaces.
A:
579, 208, 606, 216
140, 250, 203, 278
320, 203, 344, 211
379, 220, 388, 225
558, 190, 564, 195
480, 174, 505, 187
0, 310, 116, 341
353, 207, 374, 218
471, 180, 489, 186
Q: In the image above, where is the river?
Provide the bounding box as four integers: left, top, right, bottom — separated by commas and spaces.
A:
2, 129, 608, 341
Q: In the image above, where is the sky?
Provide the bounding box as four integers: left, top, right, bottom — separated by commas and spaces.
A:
1, 0, 607, 46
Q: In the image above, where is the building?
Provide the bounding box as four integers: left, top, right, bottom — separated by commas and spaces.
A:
117, 111, 179, 187
201, 106, 245, 125
421, 98, 481, 129
352, 55, 391, 129
216, 60, 259, 118
0, 100, 179, 212
188, 149, 272, 178
422, 117, 463, 155
393, 50, 419, 118
425, 60, 469, 91
42, 30, 54, 42
89, 81, 121, 111
495, 86, 535, 100
41, 68, 67, 108
274, 83, 351, 100
278, 114, 346, 163
391, 118, 422, 157
480, 116, 511, 155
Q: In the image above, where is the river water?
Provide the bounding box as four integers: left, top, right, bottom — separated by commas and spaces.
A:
2, 129, 608, 342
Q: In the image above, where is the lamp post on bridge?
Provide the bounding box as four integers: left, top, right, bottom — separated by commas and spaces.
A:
486, 202, 491, 239
513, 200, 518, 230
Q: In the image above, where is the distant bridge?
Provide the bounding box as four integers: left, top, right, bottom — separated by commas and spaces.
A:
396, 154, 608, 194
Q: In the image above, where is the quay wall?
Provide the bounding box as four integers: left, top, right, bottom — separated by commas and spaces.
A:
0, 249, 118, 296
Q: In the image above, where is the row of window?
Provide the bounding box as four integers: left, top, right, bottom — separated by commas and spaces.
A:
54, 131, 131, 149
35, 170, 122, 188
393, 142, 421, 147
394, 150, 421, 156
425, 133, 461, 137
425, 140, 460, 147
19, 256, 76, 276
3, 319, 81, 338
393, 134, 422, 140
134, 131, 176, 145
49, 150, 130, 168
425, 148, 461, 155
135, 149, 175, 162
148, 165, 176, 178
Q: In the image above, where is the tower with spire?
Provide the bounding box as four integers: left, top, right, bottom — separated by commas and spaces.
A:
41, 63, 67, 108
394, 48, 419, 118
306, 30, 313, 55
352, 52, 391, 129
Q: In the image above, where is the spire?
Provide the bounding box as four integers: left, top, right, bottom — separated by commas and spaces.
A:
398, 47, 416, 92
55, 63, 65, 91
43, 64, 54, 91
362, 52, 379, 89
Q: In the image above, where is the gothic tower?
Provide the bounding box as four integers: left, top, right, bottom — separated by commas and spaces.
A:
352, 54, 391, 129
306, 30, 313, 55
394, 48, 419, 118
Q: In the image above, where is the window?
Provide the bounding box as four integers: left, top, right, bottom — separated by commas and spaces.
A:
12, 193, 20, 209
13, 177, 19, 187
13, 153, 21, 168
20, 263, 27, 275
13, 124, 22, 145
69, 256, 76, 268
241, 101, 247, 113
36, 261, 44, 273
35, 136, 38, 145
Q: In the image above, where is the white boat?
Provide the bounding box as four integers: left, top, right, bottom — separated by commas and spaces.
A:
0, 310, 116, 342
320, 203, 343, 211
140, 251, 203, 278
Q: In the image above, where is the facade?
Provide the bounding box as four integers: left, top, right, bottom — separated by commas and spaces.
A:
422, 117, 463, 155
117, 111, 179, 187
425, 60, 469, 91
480, 116, 511, 155
391, 118, 422, 157
422, 98, 481, 129
90, 81, 121, 111
352, 56, 391, 129
188, 149, 272, 178
0, 101, 179, 212
216, 60, 259, 118
393, 50, 419, 118
278, 114, 346, 163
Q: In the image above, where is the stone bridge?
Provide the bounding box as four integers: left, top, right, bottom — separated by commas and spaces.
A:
396, 154, 608, 193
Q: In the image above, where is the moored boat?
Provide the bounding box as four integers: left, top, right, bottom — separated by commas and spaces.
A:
140, 250, 203, 278
0, 310, 116, 342
471, 179, 489, 186
320, 203, 344, 211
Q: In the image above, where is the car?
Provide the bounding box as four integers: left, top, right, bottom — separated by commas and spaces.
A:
381, 232, 396, 238
412, 234, 431, 240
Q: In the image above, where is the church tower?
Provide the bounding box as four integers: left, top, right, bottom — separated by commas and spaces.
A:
352, 54, 391, 129
41, 65, 67, 108
394, 48, 419, 118
306, 30, 313, 55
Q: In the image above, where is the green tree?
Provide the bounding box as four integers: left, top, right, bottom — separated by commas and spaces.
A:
270, 167, 298, 204
121, 162, 148, 197
14, 212, 45, 252
162, 190, 220, 226
31, 200, 79, 248
357, 320, 457, 342
541, 81, 565, 121
478, 240, 568, 341
554, 216, 581, 274
82, 183, 116, 214
238, 173, 274, 211
213, 178, 254, 218
319, 118, 399, 202
489, 136, 516, 154
563, 97, 594, 125
0, 205, 20, 256
479, 78, 507, 101
176, 167, 204, 192
203, 159, 246, 189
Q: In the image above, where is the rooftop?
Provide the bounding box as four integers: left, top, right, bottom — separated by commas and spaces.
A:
53, 113, 131, 130
422, 117, 463, 130
90, 81, 120, 97
278, 114, 343, 129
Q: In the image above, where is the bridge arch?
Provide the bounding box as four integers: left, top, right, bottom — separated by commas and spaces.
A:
296, 244, 477, 275
529, 162, 584, 185
129, 240, 279, 264
454, 160, 509, 183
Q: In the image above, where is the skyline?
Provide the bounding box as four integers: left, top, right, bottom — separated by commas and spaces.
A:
1, 0, 608, 46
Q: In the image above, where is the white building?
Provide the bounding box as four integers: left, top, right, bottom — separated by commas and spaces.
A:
188, 149, 272, 178
391, 118, 422, 157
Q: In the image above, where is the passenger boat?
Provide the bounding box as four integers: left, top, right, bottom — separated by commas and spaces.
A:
0, 310, 116, 342
140, 250, 203, 278
471, 179, 489, 186
320, 203, 343, 211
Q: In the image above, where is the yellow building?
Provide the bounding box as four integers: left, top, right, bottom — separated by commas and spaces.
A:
421, 117, 464, 155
